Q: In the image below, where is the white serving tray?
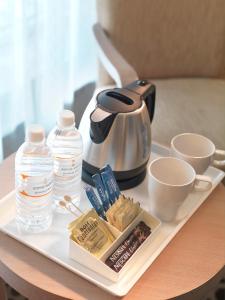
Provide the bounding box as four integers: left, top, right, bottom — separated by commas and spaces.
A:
0, 143, 224, 297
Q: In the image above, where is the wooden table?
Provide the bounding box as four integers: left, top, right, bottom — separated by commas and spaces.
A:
0, 154, 224, 300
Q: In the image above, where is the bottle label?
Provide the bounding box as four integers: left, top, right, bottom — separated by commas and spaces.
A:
18, 173, 53, 198
54, 156, 82, 178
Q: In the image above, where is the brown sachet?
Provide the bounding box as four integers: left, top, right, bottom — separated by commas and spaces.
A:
105, 221, 151, 272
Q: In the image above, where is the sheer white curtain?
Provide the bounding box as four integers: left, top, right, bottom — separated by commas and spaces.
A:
0, 0, 97, 160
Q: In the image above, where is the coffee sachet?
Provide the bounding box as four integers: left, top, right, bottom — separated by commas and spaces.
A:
105, 221, 151, 272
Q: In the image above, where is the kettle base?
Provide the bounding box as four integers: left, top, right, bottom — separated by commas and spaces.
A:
82, 161, 147, 190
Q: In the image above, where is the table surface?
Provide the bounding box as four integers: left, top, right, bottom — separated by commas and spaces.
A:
0, 154, 225, 300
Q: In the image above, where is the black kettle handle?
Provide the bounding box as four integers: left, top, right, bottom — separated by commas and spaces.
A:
125, 80, 156, 122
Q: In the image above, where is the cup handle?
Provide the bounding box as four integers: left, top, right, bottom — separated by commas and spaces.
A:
194, 175, 213, 192
213, 149, 225, 168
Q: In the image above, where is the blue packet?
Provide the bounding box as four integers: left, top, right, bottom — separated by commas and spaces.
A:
92, 173, 110, 212
84, 186, 106, 220
103, 165, 120, 199
101, 170, 117, 205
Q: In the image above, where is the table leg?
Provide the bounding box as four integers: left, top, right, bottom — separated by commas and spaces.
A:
0, 277, 7, 300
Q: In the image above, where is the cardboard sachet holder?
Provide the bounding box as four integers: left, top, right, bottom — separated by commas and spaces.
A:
69, 208, 161, 282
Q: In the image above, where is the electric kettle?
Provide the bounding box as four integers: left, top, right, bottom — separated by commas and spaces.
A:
79, 79, 156, 190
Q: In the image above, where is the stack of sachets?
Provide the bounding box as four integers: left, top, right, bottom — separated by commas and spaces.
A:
106, 194, 140, 231
67, 164, 153, 273
84, 165, 140, 232
68, 209, 115, 258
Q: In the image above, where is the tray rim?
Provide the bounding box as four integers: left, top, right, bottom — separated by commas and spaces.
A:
0, 143, 224, 296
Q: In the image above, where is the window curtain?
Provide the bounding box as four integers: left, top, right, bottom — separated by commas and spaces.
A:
0, 0, 97, 160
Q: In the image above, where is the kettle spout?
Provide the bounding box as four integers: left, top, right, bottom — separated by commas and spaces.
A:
144, 84, 155, 123
90, 108, 116, 144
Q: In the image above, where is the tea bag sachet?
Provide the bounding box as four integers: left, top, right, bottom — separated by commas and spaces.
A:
68, 209, 115, 258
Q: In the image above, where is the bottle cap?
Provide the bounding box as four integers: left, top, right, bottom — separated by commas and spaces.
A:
58, 110, 75, 127
26, 124, 45, 143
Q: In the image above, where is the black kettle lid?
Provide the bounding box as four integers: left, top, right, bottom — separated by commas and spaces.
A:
96, 88, 142, 113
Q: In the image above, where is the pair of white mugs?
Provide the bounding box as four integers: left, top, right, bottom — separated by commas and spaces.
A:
148, 133, 225, 222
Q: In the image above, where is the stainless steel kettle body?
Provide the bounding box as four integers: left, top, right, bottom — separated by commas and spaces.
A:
79, 80, 156, 190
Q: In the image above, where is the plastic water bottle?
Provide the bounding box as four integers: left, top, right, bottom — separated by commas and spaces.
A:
47, 110, 83, 211
15, 125, 54, 233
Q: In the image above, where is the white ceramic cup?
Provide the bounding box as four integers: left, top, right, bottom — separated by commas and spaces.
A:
148, 157, 212, 222
171, 133, 225, 174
